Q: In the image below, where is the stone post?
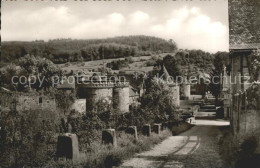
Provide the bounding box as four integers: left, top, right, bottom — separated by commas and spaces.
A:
125, 126, 138, 139
153, 124, 162, 134
142, 124, 151, 136
102, 129, 117, 147
57, 133, 79, 161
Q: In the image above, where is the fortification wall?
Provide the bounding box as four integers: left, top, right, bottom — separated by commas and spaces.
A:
0, 92, 56, 112
79, 82, 130, 113
85, 87, 113, 111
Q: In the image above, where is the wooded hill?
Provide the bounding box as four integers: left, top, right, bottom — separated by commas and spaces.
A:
1, 36, 177, 65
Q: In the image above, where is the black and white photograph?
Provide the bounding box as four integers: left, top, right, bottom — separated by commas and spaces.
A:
0, 0, 260, 167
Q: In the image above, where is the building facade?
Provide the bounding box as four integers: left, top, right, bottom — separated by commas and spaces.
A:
229, 0, 260, 135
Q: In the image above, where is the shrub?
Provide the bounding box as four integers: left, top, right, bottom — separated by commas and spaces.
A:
0, 109, 61, 168
145, 60, 157, 66
219, 128, 260, 168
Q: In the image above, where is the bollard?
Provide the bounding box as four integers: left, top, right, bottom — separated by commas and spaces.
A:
57, 133, 79, 161
125, 126, 138, 139
102, 129, 117, 147
153, 124, 162, 134
142, 124, 151, 136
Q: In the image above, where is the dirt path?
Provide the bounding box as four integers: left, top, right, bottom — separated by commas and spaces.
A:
119, 120, 231, 168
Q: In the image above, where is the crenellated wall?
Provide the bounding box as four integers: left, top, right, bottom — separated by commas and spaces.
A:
78, 82, 130, 113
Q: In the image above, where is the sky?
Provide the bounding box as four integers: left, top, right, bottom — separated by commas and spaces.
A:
2, 0, 229, 53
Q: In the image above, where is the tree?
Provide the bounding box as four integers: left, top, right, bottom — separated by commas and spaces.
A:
138, 78, 180, 124
18, 55, 62, 90
208, 52, 229, 101
163, 54, 182, 80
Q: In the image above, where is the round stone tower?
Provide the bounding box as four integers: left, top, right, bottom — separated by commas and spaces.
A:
113, 82, 130, 114
78, 83, 114, 111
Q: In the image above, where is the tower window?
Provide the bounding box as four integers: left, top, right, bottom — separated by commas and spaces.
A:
39, 97, 43, 104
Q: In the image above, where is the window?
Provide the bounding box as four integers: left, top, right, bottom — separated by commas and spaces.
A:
39, 97, 43, 104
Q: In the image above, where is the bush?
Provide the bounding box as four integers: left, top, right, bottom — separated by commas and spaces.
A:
145, 59, 157, 66
125, 56, 134, 63
0, 109, 61, 168
219, 128, 260, 168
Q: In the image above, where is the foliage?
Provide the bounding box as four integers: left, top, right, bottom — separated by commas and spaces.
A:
208, 52, 229, 100
219, 128, 260, 168
136, 78, 179, 125
18, 54, 62, 90
0, 109, 61, 168
45, 130, 172, 168
1, 36, 177, 65
249, 49, 260, 82
0, 55, 62, 91
162, 54, 182, 79
107, 59, 129, 70
145, 59, 157, 66
54, 90, 76, 115
0, 64, 26, 91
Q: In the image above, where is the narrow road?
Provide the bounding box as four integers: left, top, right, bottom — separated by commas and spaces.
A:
119, 119, 230, 168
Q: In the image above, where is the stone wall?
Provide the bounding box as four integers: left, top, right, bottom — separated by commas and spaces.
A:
0, 92, 57, 112
85, 87, 113, 111
78, 82, 130, 114
231, 83, 260, 135
229, 0, 260, 45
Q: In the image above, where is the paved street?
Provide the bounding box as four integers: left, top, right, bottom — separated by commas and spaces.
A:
119, 119, 230, 168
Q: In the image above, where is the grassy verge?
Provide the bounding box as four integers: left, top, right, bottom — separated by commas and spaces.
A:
46, 129, 171, 168
46, 122, 193, 168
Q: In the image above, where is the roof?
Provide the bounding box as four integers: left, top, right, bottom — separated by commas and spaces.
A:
230, 43, 260, 50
